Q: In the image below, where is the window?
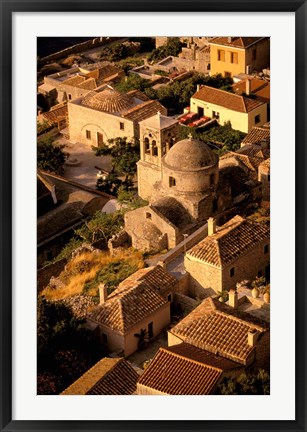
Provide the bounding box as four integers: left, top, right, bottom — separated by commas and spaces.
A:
119, 122, 124, 130
146, 212, 152, 220
255, 114, 261, 124
102, 333, 108, 344
168, 294, 172, 302
218, 49, 225, 61
152, 140, 158, 156
144, 138, 150, 154
230, 267, 235, 277
86, 130, 91, 139
230, 52, 238, 64
148, 322, 153, 339
68, 94, 72, 100
252, 48, 257, 61
225, 71, 231, 78
169, 177, 176, 187
212, 111, 220, 120
264, 244, 269, 254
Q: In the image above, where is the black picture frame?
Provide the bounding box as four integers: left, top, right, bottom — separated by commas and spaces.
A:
1, 1, 306, 431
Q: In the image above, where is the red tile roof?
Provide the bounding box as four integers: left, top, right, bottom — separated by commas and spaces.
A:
169, 298, 268, 365
210, 37, 266, 49
192, 86, 264, 113
88, 266, 171, 334
61, 357, 138, 395
122, 99, 167, 122
186, 215, 269, 267
241, 127, 270, 146
138, 344, 230, 394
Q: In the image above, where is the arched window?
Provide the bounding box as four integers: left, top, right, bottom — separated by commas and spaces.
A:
152, 140, 158, 156
144, 137, 150, 154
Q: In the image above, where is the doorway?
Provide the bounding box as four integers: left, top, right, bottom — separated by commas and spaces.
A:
97, 132, 103, 147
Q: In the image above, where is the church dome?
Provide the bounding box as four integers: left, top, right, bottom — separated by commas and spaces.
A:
164, 137, 218, 170
81, 88, 133, 113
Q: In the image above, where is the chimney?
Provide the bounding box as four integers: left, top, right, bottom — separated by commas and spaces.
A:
246, 79, 251, 95
208, 217, 216, 236
228, 289, 238, 309
196, 84, 200, 92
247, 329, 258, 347
228, 36, 232, 43
99, 283, 108, 304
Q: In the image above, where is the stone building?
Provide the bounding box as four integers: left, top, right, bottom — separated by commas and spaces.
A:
61, 357, 139, 395
168, 296, 270, 368
125, 126, 233, 251
190, 85, 267, 133
209, 37, 270, 78
184, 215, 270, 296
87, 265, 177, 357
68, 87, 167, 146
38, 63, 124, 103
137, 343, 244, 395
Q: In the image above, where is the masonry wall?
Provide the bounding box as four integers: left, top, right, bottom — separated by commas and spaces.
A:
137, 161, 162, 201
258, 166, 270, 201
68, 102, 135, 145
124, 206, 179, 250
209, 44, 246, 77
184, 255, 222, 295
124, 304, 171, 357
94, 322, 125, 355
245, 38, 270, 73
221, 240, 270, 291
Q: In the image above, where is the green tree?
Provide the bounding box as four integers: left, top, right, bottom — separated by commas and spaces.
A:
93, 137, 140, 186
116, 74, 150, 92
218, 370, 270, 395
37, 136, 68, 174
74, 210, 124, 244
148, 37, 183, 63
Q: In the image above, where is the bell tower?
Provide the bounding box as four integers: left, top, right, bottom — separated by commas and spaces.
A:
137, 112, 179, 201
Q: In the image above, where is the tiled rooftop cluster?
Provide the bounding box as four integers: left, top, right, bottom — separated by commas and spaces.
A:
169, 297, 268, 365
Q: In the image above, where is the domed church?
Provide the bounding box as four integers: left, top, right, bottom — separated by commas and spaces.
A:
125, 113, 232, 252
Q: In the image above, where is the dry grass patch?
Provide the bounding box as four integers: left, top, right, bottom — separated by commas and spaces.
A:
41, 249, 144, 301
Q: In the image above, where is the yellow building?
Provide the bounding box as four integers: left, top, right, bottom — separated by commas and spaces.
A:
190, 85, 267, 133
209, 37, 270, 78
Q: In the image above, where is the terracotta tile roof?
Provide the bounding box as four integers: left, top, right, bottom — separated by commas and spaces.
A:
241, 127, 270, 146
87, 64, 122, 85
138, 345, 224, 394
76, 77, 97, 90
186, 215, 269, 267
61, 357, 138, 395
88, 271, 168, 334
41, 104, 68, 125
220, 144, 270, 172
122, 99, 167, 122
169, 297, 268, 365
192, 86, 264, 113
63, 75, 86, 86
210, 37, 265, 49
127, 89, 150, 102
232, 78, 269, 95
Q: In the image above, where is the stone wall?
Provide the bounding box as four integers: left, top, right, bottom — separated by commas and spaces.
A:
40, 37, 121, 64
37, 258, 67, 292
68, 101, 135, 145
185, 238, 270, 295
174, 292, 199, 313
